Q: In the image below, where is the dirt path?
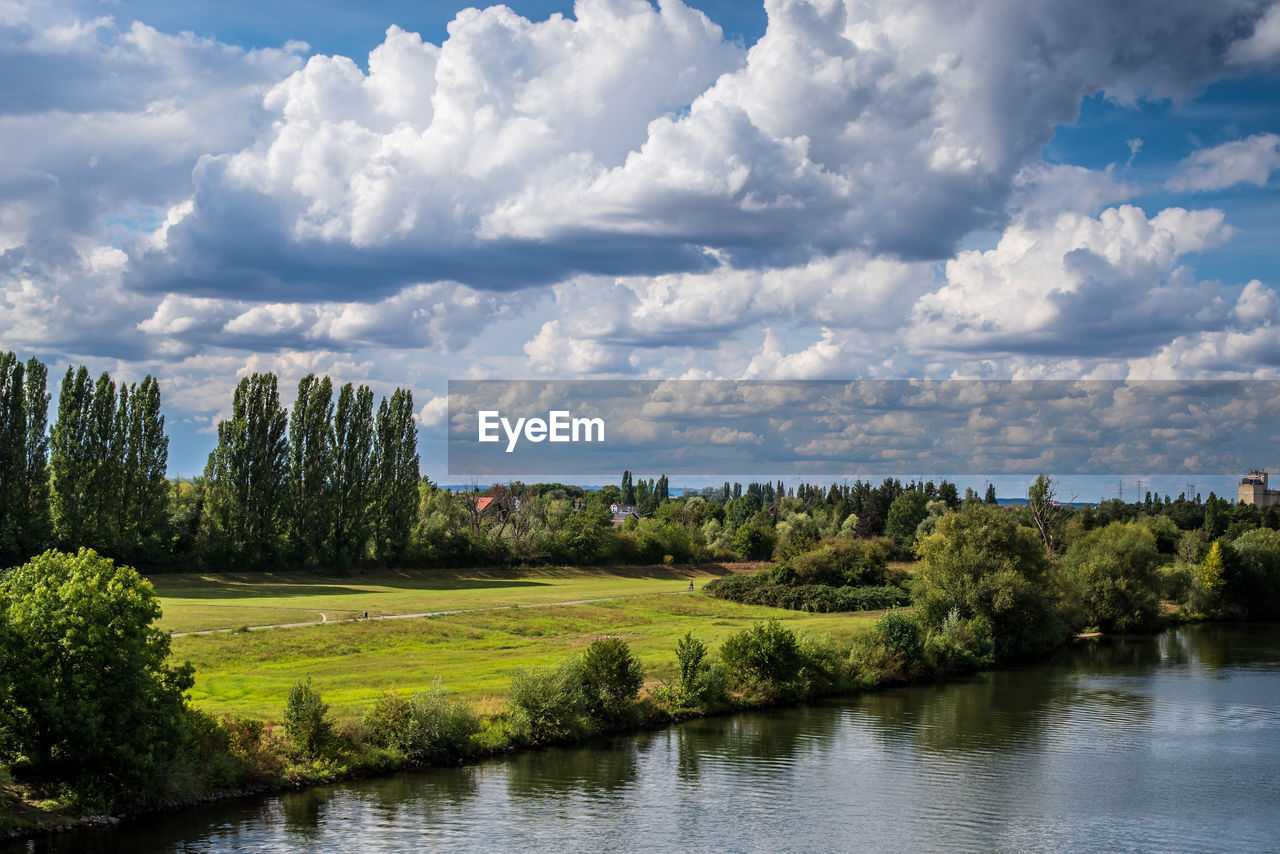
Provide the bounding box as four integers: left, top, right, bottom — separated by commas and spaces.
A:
170, 589, 695, 637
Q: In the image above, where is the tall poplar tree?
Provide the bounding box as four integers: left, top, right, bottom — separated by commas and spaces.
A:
332, 382, 374, 566
202, 373, 289, 568
121, 376, 170, 562
371, 388, 419, 563
288, 374, 334, 564
50, 366, 94, 549
21, 357, 51, 556
83, 372, 122, 553
0, 353, 26, 564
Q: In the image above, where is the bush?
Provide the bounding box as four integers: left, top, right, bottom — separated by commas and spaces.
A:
401, 683, 480, 763
673, 632, 726, 708
922, 609, 994, 676
721, 620, 804, 695
796, 633, 847, 697
581, 638, 645, 726
283, 678, 333, 759
704, 572, 908, 613
848, 612, 925, 688
509, 657, 591, 745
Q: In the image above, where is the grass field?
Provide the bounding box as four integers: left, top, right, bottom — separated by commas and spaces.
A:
156, 564, 885, 722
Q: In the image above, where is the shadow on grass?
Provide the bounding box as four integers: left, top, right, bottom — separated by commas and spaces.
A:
151, 563, 753, 599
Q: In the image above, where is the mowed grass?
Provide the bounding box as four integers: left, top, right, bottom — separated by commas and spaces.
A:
158, 565, 884, 722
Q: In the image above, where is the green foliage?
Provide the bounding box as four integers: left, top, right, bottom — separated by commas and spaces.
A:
283, 678, 333, 759
288, 374, 335, 564
120, 376, 171, 564
922, 609, 995, 676
848, 612, 925, 687
720, 620, 804, 694
1229, 528, 1280, 618
581, 637, 645, 725
732, 520, 776, 560
1060, 522, 1162, 633
201, 373, 289, 568
49, 366, 93, 551
705, 572, 908, 612
0, 353, 28, 565
372, 388, 419, 563
332, 383, 375, 566
0, 549, 193, 803
508, 657, 591, 745
885, 491, 930, 543
363, 683, 480, 763
912, 504, 1065, 661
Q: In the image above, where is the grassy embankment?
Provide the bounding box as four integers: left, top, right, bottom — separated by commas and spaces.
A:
159, 563, 886, 722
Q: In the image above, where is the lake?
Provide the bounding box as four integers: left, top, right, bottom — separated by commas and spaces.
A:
10, 623, 1280, 853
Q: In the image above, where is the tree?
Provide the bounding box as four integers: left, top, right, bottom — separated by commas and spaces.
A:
50, 366, 94, 549
20, 357, 51, 558
1027, 474, 1069, 556
1060, 522, 1160, 633
83, 372, 122, 553
288, 374, 335, 564
332, 383, 375, 565
912, 504, 1065, 661
283, 677, 333, 759
121, 377, 170, 563
202, 373, 289, 567
0, 353, 26, 565
0, 549, 193, 800
581, 637, 644, 726
621, 470, 635, 505
371, 388, 419, 563
720, 620, 804, 692
885, 490, 930, 543
983, 483, 998, 505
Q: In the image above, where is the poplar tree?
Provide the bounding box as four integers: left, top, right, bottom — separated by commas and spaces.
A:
288, 374, 334, 564
371, 388, 419, 563
0, 353, 26, 564
83, 372, 122, 553
21, 357, 50, 556
122, 376, 170, 562
202, 373, 288, 568
50, 366, 94, 548
332, 382, 374, 566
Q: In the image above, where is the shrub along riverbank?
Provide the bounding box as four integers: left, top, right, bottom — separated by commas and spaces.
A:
6, 497, 1280, 838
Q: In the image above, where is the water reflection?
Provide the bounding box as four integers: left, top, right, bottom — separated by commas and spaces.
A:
8, 624, 1280, 854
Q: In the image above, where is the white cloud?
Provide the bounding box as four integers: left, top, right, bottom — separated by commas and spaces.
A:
1166, 133, 1280, 192
1228, 3, 1280, 64
416, 395, 449, 427
911, 205, 1234, 355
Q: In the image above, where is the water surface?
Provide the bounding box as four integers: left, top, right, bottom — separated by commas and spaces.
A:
10, 623, 1280, 853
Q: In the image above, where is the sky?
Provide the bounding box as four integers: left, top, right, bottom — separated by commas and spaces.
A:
3, 0, 1279, 496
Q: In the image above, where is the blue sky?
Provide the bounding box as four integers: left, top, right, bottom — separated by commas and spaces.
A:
3, 0, 1279, 496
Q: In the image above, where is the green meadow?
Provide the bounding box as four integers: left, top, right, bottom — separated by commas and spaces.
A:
157, 565, 883, 721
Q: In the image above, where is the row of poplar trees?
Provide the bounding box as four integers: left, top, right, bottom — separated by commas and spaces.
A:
201, 372, 420, 568
0, 353, 168, 568
0, 351, 421, 570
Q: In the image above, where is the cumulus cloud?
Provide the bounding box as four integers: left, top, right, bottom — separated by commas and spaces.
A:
1228, 2, 1280, 63
911, 205, 1234, 356
1166, 133, 1280, 192
127, 0, 1273, 300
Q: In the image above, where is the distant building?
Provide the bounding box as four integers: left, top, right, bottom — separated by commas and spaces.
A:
1238, 471, 1280, 507
609, 502, 639, 525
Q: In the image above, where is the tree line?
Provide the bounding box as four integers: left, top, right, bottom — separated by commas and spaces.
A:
0, 352, 419, 570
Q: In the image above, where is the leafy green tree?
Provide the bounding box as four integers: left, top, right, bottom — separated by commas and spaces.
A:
912, 504, 1065, 661
50, 366, 94, 549
581, 637, 644, 726
983, 483, 998, 505
885, 490, 930, 543
0, 549, 193, 799
1060, 522, 1161, 633
288, 375, 335, 564
509, 657, 591, 744
283, 677, 333, 759
1229, 528, 1280, 619
332, 383, 375, 565
733, 520, 776, 560
83, 372, 122, 553
0, 353, 27, 565
371, 388, 419, 563
202, 373, 289, 567
20, 357, 51, 558
621, 470, 635, 505
721, 620, 803, 692
1027, 474, 1068, 555
121, 377, 170, 563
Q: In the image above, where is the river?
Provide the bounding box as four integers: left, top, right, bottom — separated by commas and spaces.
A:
9, 623, 1280, 853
